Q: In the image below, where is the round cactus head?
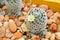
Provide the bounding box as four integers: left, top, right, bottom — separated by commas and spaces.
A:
25, 8, 47, 37
4, 0, 22, 17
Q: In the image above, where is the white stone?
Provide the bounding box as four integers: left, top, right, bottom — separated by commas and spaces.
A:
9, 19, 14, 22
55, 32, 60, 40
18, 37, 25, 40
45, 32, 51, 39
50, 33, 55, 40
4, 22, 8, 27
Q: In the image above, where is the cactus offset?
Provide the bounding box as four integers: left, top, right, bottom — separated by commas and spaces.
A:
4, 0, 22, 17
25, 8, 47, 37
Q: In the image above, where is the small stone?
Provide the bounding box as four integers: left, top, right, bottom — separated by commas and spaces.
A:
47, 10, 54, 18
18, 16, 25, 21
17, 27, 23, 32
50, 16, 57, 23
2, 6, 7, 10
3, 22, 8, 29
16, 21, 23, 27
5, 29, 13, 38
21, 23, 28, 32
23, 6, 29, 12
0, 11, 5, 16
32, 4, 37, 8
54, 12, 60, 17
55, 32, 60, 40
22, 11, 27, 16
49, 23, 57, 32
45, 32, 51, 39
0, 8, 2, 12
0, 15, 4, 21
9, 16, 15, 19
13, 31, 22, 39
4, 15, 9, 22
50, 33, 55, 40
56, 19, 60, 25
47, 19, 53, 24
0, 27, 5, 37
8, 19, 17, 32
31, 35, 40, 40
18, 37, 25, 40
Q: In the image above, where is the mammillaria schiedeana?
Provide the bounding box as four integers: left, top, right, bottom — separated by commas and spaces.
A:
4, 0, 22, 17
0, 0, 5, 8
25, 8, 47, 37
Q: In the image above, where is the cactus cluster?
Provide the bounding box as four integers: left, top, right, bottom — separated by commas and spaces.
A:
25, 8, 47, 37
4, 0, 22, 17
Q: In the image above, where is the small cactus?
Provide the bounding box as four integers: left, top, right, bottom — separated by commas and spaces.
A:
25, 8, 47, 37
0, 0, 5, 8
4, 0, 22, 17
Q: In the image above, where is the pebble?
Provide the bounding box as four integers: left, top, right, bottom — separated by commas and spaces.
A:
47, 10, 54, 18
50, 33, 55, 40
2, 6, 7, 10
4, 15, 9, 22
5, 29, 13, 38
54, 12, 60, 17
23, 6, 29, 12
16, 21, 23, 27
21, 23, 28, 32
49, 23, 58, 32
18, 16, 26, 21
22, 11, 27, 16
0, 8, 2, 12
56, 19, 60, 25
55, 32, 60, 40
0, 15, 4, 22
50, 16, 57, 23
45, 32, 51, 39
0, 11, 5, 16
8, 19, 17, 32
13, 30, 22, 39
31, 35, 40, 40
18, 37, 25, 40
0, 27, 5, 37
3, 22, 8, 29
47, 19, 53, 24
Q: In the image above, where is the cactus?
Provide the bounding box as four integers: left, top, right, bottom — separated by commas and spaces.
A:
25, 8, 47, 37
4, 0, 22, 17
0, 0, 5, 8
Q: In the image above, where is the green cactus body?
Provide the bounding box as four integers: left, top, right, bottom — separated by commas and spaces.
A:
4, 0, 22, 17
25, 8, 47, 37
0, 0, 5, 8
